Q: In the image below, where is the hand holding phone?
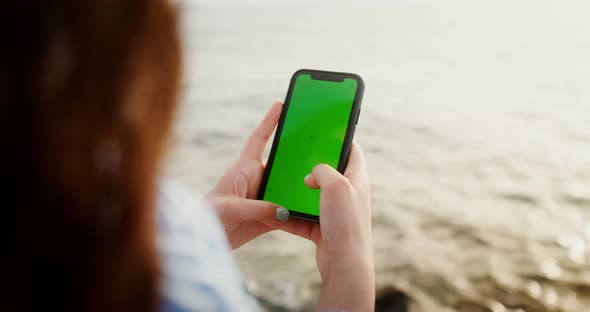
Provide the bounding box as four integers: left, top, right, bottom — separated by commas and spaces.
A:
207, 101, 285, 249
277, 142, 375, 311
207, 69, 374, 308
306, 143, 375, 311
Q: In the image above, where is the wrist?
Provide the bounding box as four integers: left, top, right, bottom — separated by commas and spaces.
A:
319, 246, 373, 278
322, 256, 375, 286
318, 257, 375, 311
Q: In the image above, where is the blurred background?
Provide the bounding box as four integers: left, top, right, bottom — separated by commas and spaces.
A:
165, 0, 590, 311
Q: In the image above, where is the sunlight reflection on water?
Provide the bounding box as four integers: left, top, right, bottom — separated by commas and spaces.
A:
168, 1, 590, 310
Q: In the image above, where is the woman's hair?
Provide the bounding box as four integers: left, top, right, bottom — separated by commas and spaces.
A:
0, 1, 180, 311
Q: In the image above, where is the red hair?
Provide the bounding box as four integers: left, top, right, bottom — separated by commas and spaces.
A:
0, 1, 181, 311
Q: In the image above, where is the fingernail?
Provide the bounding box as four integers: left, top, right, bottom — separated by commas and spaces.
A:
275, 206, 289, 221
304, 174, 310, 183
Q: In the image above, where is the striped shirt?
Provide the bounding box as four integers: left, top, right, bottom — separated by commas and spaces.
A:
157, 179, 258, 311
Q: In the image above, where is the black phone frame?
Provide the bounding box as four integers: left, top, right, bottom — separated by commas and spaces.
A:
256, 69, 365, 223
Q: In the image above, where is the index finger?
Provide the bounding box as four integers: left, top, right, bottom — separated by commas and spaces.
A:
240, 101, 283, 161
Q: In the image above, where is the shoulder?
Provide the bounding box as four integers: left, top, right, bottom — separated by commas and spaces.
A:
156, 178, 258, 312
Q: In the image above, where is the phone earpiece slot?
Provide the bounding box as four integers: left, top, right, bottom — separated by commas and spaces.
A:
310, 73, 345, 82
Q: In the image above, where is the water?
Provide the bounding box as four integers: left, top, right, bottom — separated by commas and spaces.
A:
166, 1, 590, 310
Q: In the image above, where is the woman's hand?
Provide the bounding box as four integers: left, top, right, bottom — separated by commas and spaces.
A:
279, 143, 375, 311
206, 101, 287, 249
207, 100, 375, 309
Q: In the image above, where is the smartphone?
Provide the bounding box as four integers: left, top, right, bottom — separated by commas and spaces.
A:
257, 69, 364, 223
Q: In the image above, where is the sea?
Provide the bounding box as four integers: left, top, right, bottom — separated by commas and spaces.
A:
165, 1, 590, 310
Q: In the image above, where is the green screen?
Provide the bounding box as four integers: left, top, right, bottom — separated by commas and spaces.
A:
263, 73, 358, 217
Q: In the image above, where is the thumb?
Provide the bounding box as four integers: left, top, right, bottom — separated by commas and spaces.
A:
230, 197, 289, 225
304, 164, 347, 190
